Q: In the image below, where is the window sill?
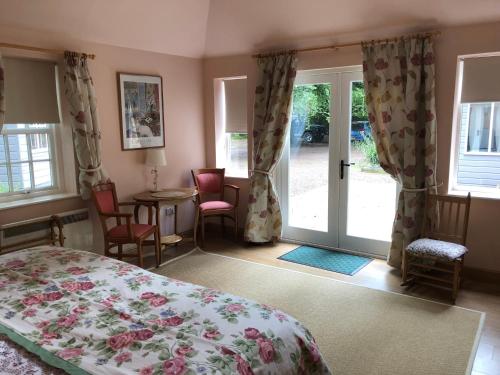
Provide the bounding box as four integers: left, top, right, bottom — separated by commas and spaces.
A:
225, 175, 249, 180
464, 152, 500, 156
448, 188, 500, 200
0, 193, 81, 211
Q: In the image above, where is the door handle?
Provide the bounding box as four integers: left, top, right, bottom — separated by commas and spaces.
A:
340, 160, 355, 180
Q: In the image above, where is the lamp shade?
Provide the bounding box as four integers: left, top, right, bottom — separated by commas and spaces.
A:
145, 148, 167, 167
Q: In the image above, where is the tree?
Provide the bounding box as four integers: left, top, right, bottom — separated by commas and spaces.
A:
292, 84, 331, 127
351, 82, 368, 121
292, 82, 367, 125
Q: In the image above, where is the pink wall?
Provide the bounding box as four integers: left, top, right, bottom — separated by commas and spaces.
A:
0, 25, 206, 243
2, 20, 500, 272
203, 21, 500, 273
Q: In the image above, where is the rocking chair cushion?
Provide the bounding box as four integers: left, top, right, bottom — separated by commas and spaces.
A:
406, 238, 468, 260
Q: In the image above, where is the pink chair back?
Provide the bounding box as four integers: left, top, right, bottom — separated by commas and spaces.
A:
191, 168, 225, 201
92, 183, 118, 214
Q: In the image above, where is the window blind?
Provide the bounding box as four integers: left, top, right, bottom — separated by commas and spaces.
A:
461, 56, 500, 103
224, 78, 247, 133
4, 57, 60, 124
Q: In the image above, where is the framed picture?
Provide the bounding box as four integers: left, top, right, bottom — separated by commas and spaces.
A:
117, 73, 165, 150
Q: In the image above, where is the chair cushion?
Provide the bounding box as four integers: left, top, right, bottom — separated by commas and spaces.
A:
199, 200, 233, 212
108, 224, 154, 239
406, 238, 468, 260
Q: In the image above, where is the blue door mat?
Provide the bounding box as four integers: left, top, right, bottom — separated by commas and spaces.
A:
278, 245, 373, 276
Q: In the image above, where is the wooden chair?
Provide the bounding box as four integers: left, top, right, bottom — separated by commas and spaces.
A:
91, 182, 161, 268
191, 168, 240, 245
402, 193, 471, 303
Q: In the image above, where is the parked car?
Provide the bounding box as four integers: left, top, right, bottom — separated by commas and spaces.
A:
351, 121, 371, 142
302, 124, 328, 143
290, 117, 329, 144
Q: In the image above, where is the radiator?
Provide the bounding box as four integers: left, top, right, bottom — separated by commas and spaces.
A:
0, 209, 93, 252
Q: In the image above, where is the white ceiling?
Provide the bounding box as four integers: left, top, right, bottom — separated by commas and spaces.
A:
1, 0, 500, 58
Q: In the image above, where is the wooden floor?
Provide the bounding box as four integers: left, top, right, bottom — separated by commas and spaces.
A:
141, 232, 500, 375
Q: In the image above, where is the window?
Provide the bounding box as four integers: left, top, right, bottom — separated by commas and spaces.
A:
0, 57, 68, 204
451, 53, 500, 196
221, 78, 248, 177
0, 124, 58, 196
225, 132, 248, 177
464, 103, 500, 153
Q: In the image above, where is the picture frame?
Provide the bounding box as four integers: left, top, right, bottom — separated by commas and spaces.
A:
117, 73, 165, 150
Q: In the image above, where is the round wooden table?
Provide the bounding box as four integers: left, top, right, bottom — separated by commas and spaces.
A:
133, 188, 198, 251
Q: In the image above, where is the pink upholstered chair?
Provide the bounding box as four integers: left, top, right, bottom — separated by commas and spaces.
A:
91, 182, 161, 268
191, 168, 239, 244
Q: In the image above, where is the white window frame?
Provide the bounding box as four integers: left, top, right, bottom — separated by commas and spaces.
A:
0, 124, 63, 202
214, 76, 250, 179
449, 52, 500, 199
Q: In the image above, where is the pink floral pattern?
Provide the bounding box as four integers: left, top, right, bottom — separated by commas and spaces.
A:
362, 37, 438, 267
63, 52, 108, 199
0, 246, 330, 374
244, 53, 298, 243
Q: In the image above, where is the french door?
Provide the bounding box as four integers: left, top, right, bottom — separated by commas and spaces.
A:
277, 67, 398, 257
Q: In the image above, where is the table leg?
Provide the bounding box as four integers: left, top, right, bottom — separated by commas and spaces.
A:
174, 205, 178, 247
194, 204, 199, 247
155, 201, 162, 263
134, 205, 140, 224
155, 202, 161, 231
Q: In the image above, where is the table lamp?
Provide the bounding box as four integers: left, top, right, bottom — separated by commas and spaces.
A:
145, 148, 167, 192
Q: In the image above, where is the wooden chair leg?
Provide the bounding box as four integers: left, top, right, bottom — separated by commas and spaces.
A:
137, 240, 144, 268
459, 257, 465, 288
221, 216, 225, 235
401, 250, 410, 286
193, 208, 199, 247
104, 242, 110, 258
155, 228, 161, 267
117, 245, 123, 261
234, 212, 238, 241
201, 215, 205, 246
452, 260, 460, 303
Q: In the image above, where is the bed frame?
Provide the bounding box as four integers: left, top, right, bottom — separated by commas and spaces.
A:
0, 215, 65, 254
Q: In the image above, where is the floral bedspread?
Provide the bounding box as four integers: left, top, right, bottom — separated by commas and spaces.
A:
0, 246, 331, 375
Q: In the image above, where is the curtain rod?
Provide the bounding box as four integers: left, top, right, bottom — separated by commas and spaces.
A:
0, 42, 96, 59
252, 30, 441, 59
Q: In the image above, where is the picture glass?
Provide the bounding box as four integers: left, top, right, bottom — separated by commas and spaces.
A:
119, 74, 164, 150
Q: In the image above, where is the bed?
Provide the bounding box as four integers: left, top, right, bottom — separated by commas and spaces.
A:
0, 246, 331, 374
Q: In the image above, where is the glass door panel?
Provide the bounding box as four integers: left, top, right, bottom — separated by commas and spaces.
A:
338, 72, 396, 256
289, 84, 331, 232
280, 69, 339, 247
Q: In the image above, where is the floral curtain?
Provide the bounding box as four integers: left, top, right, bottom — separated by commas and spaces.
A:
0, 52, 5, 133
63, 51, 107, 199
361, 37, 437, 268
244, 53, 298, 243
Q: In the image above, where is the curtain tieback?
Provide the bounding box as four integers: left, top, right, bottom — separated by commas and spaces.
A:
79, 164, 101, 173
252, 169, 271, 176
400, 182, 443, 192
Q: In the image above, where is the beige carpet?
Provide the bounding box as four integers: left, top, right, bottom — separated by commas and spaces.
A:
153, 248, 484, 375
